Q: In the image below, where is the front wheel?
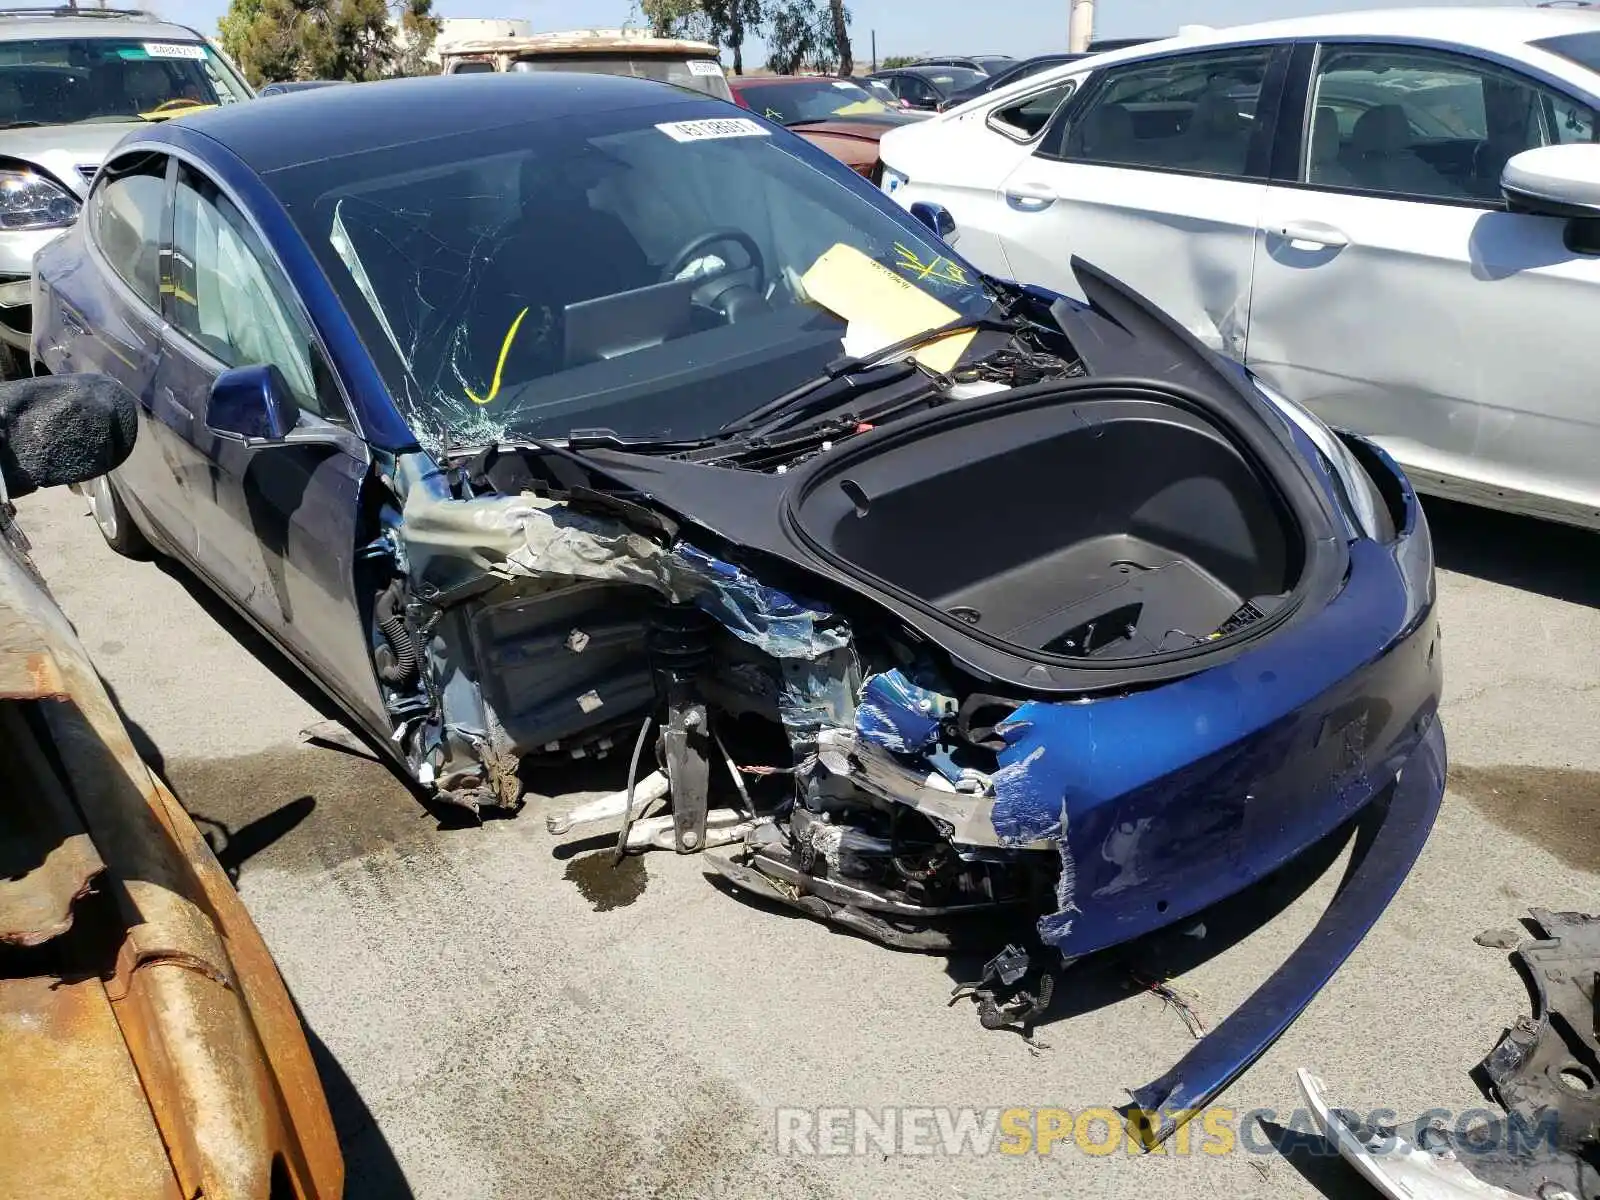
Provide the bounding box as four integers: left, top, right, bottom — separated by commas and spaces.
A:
84, 473, 149, 558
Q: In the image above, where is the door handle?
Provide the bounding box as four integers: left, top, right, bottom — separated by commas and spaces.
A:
1271, 222, 1349, 249
1005, 182, 1058, 212
158, 386, 193, 420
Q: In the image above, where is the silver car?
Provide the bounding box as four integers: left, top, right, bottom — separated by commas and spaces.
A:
0, 8, 251, 372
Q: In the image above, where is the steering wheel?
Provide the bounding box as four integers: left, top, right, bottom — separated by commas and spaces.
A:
662, 227, 767, 293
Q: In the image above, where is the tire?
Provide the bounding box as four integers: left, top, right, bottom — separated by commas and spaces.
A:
84, 472, 151, 558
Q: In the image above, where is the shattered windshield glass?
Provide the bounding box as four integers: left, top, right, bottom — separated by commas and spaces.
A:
278, 100, 992, 450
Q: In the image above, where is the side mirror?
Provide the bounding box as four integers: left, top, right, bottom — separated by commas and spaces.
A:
206, 364, 300, 443
910, 201, 960, 244
0, 373, 137, 499
1501, 144, 1600, 218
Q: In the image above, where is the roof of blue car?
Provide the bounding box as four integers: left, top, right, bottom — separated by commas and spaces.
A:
171, 72, 708, 175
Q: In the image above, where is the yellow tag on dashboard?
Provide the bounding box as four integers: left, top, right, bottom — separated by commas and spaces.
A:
799, 242, 975, 375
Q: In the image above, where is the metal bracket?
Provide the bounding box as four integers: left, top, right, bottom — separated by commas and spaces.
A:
662, 691, 710, 854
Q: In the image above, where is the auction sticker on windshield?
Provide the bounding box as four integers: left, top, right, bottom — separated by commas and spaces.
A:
687, 60, 724, 76
656, 118, 770, 142
143, 42, 206, 59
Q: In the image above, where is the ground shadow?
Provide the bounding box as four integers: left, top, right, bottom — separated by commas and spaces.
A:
1257, 1118, 1373, 1199
298, 1013, 415, 1199
1425, 495, 1600, 608
188, 795, 318, 885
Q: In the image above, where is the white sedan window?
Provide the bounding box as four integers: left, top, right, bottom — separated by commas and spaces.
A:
1307, 46, 1599, 202
1042, 46, 1273, 179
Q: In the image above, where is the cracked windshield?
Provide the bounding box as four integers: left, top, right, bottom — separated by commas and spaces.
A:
282, 101, 990, 449
0, 38, 249, 127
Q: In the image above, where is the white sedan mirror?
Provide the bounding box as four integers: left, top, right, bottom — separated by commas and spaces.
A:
1501, 143, 1600, 219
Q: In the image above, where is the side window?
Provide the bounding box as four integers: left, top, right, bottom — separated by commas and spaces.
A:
90, 153, 167, 310
1305, 46, 1599, 202
1041, 46, 1273, 178
899, 76, 938, 107
989, 80, 1078, 141
168, 164, 344, 420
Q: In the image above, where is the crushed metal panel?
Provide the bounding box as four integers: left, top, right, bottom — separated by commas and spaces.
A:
0, 527, 344, 1200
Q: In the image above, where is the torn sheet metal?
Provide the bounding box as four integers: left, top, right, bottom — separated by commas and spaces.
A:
855, 669, 956, 753
400, 484, 848, 660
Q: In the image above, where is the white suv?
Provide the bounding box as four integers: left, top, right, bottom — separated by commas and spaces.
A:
0, 7, 250, 373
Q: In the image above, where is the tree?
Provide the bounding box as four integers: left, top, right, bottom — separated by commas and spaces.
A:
639, 0, 763, 75
880, 54, 919, 69
219, 0, 439, 85
393, 0, 443, 77
639, 0, 708, 39
827, 0, 850, 76
704, 0, 763, 75
765, 0, 848, 75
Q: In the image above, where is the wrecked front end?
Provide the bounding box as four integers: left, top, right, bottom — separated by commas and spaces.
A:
359, 271, 1443, 948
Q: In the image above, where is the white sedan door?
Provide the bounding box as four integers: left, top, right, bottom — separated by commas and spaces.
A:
1248, 42, 1600, 518
988, 44, 1284, 358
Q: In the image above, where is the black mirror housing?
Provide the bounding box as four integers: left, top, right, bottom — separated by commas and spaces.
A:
206, 364, 300, 443
0, 373, 137, 499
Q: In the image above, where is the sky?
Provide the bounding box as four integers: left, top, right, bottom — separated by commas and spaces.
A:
162, 0, 1545, 61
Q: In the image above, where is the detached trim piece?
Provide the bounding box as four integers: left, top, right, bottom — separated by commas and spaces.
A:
1123, 715, 1447, 1147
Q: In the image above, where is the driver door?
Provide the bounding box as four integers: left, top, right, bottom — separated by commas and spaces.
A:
153, 161, 381, 718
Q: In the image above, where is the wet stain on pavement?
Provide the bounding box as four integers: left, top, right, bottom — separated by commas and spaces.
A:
163, 743, 430, 876
564, 851, 647, 911
1450, 764, 1600, 873
97, 640, 124, 656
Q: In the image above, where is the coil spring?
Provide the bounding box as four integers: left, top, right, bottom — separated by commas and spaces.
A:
649, 602, 713, 675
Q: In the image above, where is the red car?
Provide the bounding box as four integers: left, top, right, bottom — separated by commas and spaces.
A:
730, 75, 922, 181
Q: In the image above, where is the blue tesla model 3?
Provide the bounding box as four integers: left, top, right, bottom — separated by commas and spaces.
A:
34, 72, 1445, 1138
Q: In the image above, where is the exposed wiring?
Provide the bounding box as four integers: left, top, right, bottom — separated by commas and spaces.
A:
613, 714, 655, 864
465, 306, 529, 406
712, 727, 755, 817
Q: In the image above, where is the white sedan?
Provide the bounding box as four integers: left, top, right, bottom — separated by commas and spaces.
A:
878, 7, 1600, 530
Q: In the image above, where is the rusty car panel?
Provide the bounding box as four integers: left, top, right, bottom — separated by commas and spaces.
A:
0, 498, 342, 1199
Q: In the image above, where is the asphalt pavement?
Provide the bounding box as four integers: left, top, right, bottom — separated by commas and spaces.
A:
17, 482, 1600, 1200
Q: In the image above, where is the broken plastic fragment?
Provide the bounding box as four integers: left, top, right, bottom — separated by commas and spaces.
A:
566, 629, 591, 654
855, 669, 957, 753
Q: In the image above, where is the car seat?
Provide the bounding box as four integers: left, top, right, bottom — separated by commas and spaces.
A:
1342, 104, 1458, 197
1307, 104, 1355, 186
1181, 86, 1253, 173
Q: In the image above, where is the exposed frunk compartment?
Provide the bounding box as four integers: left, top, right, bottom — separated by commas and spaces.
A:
791, 392, 1302, 662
